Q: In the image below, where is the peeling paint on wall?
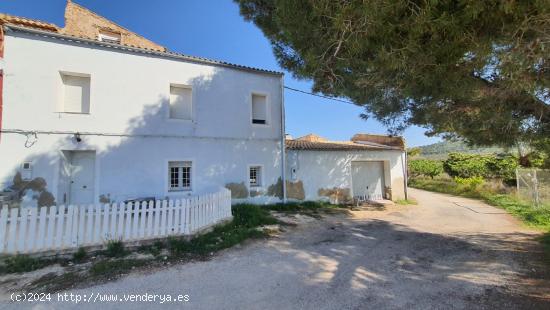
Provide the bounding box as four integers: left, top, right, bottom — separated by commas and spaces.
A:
4, 172, 56, 207
99, 194, 111, 204
267, 178, 305, 200
225, 182, 249, 199
249, 189, 265, 197
318, 187, 352, 204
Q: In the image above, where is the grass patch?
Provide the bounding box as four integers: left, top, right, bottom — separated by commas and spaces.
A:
0, 255, 50, 274
168, 204, 277, 256
89, 259, 148, 277
232, 203, 279, 227
138, 240, 164, 257
267, 200, 345, 212
395, 199, 418, 205
103, 240, 127, 258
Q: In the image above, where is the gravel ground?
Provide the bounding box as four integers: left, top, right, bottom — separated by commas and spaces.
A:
1, 188, 549, 309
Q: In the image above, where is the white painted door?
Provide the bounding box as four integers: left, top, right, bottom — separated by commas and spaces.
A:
351, 161, 385, 200
69, 151, 96, 204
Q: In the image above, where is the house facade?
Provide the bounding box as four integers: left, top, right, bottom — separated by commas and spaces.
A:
0, 2, 408, 208
0, 2, 285, 207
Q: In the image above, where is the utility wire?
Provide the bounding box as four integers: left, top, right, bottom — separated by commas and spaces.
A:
0, 129, 279, 142
283, 86, 355, 104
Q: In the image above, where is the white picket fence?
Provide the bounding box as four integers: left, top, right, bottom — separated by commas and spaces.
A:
0, 188, 232, 254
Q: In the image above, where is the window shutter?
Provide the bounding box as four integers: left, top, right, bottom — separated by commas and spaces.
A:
169, 86, 192, 120
62, 74, 90, 113
252, 94, 267, 124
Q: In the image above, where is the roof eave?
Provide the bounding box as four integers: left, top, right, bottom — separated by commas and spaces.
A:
3, 24, 284, 76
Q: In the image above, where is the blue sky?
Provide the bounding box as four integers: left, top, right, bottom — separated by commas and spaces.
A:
0, 0, 441, 147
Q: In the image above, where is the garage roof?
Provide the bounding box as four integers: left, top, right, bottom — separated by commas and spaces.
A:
286, 134, 404, 151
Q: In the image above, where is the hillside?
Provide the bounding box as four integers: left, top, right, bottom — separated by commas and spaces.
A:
413, 141, 505, 159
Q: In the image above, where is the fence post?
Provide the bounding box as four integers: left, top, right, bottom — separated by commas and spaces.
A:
533, 169, 540, 208
7, 208, 18, 253
516, 168, 520, 198
0, 207, 7, 253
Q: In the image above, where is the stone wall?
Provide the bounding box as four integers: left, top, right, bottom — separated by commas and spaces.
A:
62, 0, 165, 51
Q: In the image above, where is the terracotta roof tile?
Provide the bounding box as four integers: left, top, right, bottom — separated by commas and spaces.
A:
286, 139, 401, 151
351, 134, 405, 149
0, 13, 59, 32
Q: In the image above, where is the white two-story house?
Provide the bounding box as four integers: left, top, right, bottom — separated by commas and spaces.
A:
0, 1, 285, 207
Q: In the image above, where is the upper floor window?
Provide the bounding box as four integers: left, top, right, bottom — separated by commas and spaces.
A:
168, 161, 192, 191
169, 85, 192, 120
98, 30, 121, 44
251, 94, 267, 125
61, 72, 90, 114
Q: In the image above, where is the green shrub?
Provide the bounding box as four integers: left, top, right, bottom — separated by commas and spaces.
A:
454, 176, 484, 189
103, 240, 127, 258
526, 151, 549, 168
443, 152, 518, 182
443, 153, 490, 178
72, 247, 87, 263
409, 160, 444, 179
485, 153, 518, 181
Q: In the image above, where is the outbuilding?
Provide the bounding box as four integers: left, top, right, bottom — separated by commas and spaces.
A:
285, 134, 407, 203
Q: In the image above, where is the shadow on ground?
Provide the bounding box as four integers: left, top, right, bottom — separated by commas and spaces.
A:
261, 216, 550, 309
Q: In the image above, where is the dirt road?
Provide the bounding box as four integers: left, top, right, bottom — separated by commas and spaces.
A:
2, 188, 549, 309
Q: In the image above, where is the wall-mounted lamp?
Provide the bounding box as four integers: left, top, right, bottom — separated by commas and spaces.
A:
74, 132, 82, 143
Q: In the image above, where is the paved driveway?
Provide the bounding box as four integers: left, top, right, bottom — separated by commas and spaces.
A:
2, 188, 549, 309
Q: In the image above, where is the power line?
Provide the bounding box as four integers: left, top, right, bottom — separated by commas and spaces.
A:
0, 129, 279, 142
283, 86, 355, 104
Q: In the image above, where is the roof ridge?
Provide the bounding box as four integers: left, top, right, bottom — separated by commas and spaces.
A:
4, 24, 283, 75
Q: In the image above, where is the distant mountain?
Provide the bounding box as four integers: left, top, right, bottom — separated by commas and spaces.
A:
413, 141, 505, 159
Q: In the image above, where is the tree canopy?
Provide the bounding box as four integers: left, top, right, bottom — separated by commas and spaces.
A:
235, 0, 550, 148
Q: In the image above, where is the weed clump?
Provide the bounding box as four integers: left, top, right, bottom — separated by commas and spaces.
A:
103, 240, 127, 258
72, 247, 87, 263
1, 255, 48, 274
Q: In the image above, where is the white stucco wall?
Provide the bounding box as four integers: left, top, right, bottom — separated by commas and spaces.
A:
286, 149, 407, 201
0, 30, 284, 205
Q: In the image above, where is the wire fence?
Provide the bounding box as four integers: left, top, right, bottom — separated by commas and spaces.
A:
516, 169, 550, 207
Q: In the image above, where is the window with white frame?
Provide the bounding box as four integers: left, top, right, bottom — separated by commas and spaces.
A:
249, 166, 262, 187
251, 94, 267, 125
169, 85, 193, 120
98, 30, 121, 44
168, 161, 192, 191
61, 73, 90, 113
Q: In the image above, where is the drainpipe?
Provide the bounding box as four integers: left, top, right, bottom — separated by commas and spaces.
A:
280, 75, 287, 203
0, 26, 4, 143
402, 150, 408, 200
